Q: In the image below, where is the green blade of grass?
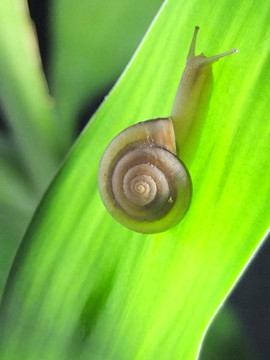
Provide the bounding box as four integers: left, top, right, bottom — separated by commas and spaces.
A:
0, 0, 270, 359
0, 0, 60, 191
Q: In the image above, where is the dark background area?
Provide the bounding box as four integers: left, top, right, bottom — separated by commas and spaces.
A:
1, 1, 269, 358
230, 237, 270, 359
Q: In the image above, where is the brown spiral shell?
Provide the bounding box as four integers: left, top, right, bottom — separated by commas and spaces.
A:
98, 118, 192, 233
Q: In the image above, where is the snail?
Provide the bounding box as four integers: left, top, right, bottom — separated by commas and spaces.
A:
98, 26, 237, 234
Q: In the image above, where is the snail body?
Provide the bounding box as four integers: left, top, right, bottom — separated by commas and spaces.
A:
98, 27, 237, 233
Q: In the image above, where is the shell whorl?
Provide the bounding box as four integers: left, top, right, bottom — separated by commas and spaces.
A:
98, 118, 192, 233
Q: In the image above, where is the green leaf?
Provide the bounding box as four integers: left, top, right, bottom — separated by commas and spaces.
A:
49, 0, 164, 142
0, 0, 61, 191
0, 0, 270, 359
0, 0, 63, 301
0, 203, 30, 304
0, 140, 36, 298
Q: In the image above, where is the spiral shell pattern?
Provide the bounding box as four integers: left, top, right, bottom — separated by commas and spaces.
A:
98, 119, 192, 233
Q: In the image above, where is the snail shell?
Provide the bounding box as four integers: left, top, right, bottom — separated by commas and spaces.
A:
98, 118, 192, 233
98, 27, 237, 233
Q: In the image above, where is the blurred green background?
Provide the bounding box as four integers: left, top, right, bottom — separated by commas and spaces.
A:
0, 0, 269, 358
